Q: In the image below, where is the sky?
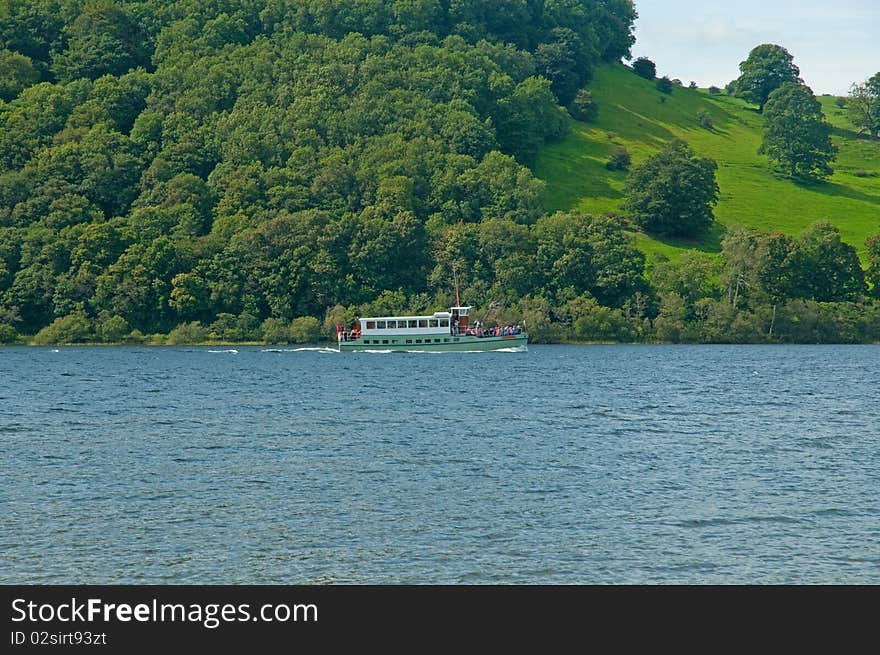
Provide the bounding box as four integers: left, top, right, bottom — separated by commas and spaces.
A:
629, 0, 879, 95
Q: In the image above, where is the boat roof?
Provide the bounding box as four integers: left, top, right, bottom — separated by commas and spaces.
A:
358, 312, 452, 321
359, 309, 468, 322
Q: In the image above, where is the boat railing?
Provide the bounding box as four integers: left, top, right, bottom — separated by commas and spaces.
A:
339, 327, 525, 341
457, 327, 526, 338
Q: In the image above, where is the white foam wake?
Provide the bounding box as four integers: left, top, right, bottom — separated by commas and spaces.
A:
260, 347, 339, 354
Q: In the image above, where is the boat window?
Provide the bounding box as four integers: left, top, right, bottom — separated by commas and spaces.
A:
439, 319, 449, 328
418, 320, 428, 328
415, 339, 422, 344
387, 321, 397, 329
366, 321, 376, 330
429, 320, 438, 328
405, 340, 412, 344
408, 320, 418, 328
382, 340, 389, 345
363, 340, 370, 344
434, 339, 441, 343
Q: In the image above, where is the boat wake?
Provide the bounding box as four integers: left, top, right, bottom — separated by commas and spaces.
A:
208, 349, 238, 354
397, 346, 529, 354
260, 345, 528, 355
494, 345, 529, 353
261, 347, 339, 354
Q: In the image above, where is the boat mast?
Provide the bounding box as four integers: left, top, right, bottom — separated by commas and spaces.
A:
453, 264, 461, 308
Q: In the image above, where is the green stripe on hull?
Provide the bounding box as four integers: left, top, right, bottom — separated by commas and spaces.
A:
338, 335, 527, 352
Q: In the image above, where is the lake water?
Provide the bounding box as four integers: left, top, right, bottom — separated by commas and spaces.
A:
2, 344, 878, 584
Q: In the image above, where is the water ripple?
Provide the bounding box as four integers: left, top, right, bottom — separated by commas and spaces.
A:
1, 344, 879, 584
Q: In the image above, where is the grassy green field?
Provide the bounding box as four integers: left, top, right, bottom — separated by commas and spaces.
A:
533, 64, 880, 262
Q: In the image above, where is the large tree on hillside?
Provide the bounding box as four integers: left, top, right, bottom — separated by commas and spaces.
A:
789, 222, 866, 302
534, 211, 647, 308
759, 82, 837, 180
735, 44, 801, 112
534, 27, 595, 105
592, 0, 638, 62
624, 140, 719, 238
847, 72, 880, 139
631, 56, 655, 80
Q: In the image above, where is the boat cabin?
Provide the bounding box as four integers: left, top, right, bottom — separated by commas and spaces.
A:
337, 306, 473, 342
336, 304, 525, 350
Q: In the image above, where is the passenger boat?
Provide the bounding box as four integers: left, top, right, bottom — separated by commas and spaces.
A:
336, 306, 527, 352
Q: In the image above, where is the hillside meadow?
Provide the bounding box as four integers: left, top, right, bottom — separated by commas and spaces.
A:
533, 64, 880, 262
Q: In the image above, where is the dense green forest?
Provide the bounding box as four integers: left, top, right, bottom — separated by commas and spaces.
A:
1, 0, 878, 345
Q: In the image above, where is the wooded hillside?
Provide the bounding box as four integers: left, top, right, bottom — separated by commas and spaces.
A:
1, 1, 878, 345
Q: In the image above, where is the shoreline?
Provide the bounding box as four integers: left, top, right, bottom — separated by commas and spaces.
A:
2, 340, 878, 347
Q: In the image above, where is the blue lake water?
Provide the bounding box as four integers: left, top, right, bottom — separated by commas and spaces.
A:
1, 344, 878, 584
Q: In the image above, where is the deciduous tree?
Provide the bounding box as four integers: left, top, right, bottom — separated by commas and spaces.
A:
847, 72, 880, 139
759, 83, 836, 180
790, 222, 866, 302
624, 140, 719, 238
0, 50, 40, 101
631, 56, 655, 80
735, 44, 801, 112
51, 0, 152, 83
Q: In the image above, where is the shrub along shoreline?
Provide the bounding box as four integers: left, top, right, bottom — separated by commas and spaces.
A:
4, 296, 879, 346
4, 216, 878, 346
